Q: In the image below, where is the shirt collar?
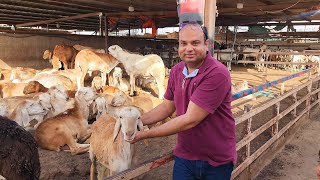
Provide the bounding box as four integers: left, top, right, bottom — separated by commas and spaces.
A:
183, 66, 199, 78
181, 52, 217, 77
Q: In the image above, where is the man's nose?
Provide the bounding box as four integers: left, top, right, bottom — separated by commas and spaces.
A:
185, 44, 194, 51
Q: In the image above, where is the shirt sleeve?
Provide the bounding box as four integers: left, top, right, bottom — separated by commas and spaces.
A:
190, 73, 230, 114
164, 69, 175, 101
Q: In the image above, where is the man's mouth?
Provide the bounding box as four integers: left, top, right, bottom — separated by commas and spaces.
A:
185, 54, 195, 58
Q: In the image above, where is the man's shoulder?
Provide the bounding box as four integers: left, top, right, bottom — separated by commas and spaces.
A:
170, 61, 184, 73
206, 57, 230, 78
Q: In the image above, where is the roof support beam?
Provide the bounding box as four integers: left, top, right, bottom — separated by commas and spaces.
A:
105, 11, 177, 17
219, 2, 319, 14
15, 12, 102, 28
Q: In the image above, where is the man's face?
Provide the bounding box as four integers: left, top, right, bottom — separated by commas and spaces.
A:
178, 25, 209, 64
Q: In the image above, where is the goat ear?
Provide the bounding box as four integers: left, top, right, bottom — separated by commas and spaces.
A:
112, 119, 121, 142
137, 119, 144, 131
20, 108, 31, 128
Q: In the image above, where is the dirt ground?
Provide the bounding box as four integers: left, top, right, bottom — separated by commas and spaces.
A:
255, 109, 320, 180
37, 64, 318, 179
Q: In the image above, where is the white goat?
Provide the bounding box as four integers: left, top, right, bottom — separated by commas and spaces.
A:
9, 98, 48, 128
108, 45, 165, 99
111, 67, 129, 92
89, 106, 143, 180
35, 87, 96, 155
5, 86, 74, 128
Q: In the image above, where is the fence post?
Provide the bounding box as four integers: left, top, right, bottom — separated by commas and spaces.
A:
307, 83, 312, 118
280, 83, 285, 95
272, 101, 280, 136
243, 104, 253, 160
318, 61, 320, 76
262, 73, 267, 83
291, 90, 297, 117
308, 70, 312, 80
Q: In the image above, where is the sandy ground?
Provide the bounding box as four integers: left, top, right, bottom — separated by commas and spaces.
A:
254, 109, 320, 180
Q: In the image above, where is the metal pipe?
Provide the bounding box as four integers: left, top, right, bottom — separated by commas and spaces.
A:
99, 13, 103, 36
204, 0, 217, 55
104, 14, 109, 53
16, 12, 102, 27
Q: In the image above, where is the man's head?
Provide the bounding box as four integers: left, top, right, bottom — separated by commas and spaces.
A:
178, 23, 209, 65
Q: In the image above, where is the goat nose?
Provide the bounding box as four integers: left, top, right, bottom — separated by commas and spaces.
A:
126, 131, 134, 137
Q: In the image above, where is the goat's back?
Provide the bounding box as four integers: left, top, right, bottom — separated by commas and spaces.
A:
0, 116, 40, 180
75, 49, 119, 73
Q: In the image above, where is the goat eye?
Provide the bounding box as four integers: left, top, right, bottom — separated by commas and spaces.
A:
120, 116, 122, 119
138, 117, 140, 120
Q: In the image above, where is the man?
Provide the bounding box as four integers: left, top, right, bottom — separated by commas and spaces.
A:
129, 23, 236, 180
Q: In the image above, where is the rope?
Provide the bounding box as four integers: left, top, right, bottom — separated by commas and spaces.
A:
232, 68, 312, 100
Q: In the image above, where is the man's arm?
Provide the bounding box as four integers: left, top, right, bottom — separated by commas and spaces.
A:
130, 101, 209, 143
141, 99, 176, 126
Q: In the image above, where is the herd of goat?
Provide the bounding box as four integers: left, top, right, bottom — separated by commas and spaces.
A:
1, 43, 319, 179
0, 44, 166, 180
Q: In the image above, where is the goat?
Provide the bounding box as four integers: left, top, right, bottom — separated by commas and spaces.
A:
111, 90, 162, 113
0, 116, 40, 180
89, 106, 143, 180
108, 45, 165, 99
110, 67, 129, 92
9, 98, 48, 128
73, 44, 105, 53
51, 44, 78, 69
0, 82, 27, 98
23, 81, 48, 95
6, 86, 74, 128
74, 49, 119, 89
35, 87, 96, 155
23, 74, 76, 91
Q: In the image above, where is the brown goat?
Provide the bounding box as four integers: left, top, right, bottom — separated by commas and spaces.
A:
35, 87, 96, 155
51, 44, 78, 70
23, 81, 48, 95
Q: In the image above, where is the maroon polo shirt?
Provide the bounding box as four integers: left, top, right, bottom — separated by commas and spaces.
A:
164, 53, 237, 166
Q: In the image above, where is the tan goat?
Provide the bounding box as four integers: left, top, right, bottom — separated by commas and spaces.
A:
74, 49, 119, 89
35, 87, 96, 155
89, 106, 143, 180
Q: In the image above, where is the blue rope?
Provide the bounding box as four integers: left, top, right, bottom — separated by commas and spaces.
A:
232, 69, 311, 100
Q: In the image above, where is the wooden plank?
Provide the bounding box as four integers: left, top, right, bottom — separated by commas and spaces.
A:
105, 152, 174, 180
243, 104, 253, 161
235, 79, 315, 125
272, 101, 280, 136
236, 91, 309, 151
232, 107, 309, 179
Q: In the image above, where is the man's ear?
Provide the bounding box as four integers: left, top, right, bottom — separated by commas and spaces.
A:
205, 39, 209, 51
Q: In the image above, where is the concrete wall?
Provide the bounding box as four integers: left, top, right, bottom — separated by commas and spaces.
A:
0, 33, 177, 70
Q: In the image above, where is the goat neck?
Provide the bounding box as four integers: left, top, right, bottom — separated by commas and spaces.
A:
67, 96, 90, 120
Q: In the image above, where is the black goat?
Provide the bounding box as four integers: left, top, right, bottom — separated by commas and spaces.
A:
0, 116, 40, 180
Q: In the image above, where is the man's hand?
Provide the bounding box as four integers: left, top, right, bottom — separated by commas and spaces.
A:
127, 131, 148, 144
